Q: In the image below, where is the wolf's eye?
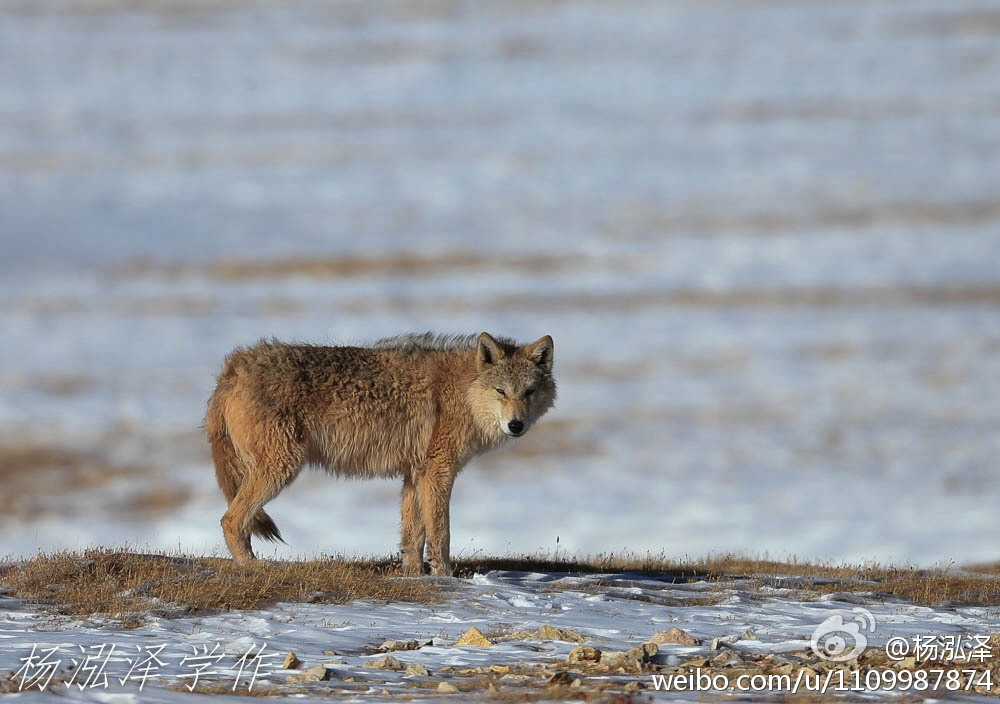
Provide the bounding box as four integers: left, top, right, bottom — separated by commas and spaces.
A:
495, 387, 506, 397
524, 388, 535, 398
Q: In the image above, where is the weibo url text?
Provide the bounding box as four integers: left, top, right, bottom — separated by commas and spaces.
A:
652, 668, 993, 694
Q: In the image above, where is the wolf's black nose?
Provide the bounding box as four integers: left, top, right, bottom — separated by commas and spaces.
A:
508, 420, 525, 435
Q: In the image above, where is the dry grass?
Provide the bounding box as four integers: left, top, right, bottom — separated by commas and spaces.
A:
113, 485, 193, 515
606, 198, 1000, 239
0, 549, 437, 623
4, 550, 1000, 626
16, 284, 1000, 320
0, 442, 141, 519
895, 9, 1000, 38
0, 373, 95, 397
454, 553, 1000, 607
0, 438, 199, 521
120, 251, 597, 282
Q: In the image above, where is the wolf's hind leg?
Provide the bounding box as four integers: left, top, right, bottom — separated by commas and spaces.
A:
400, 474, 426, 576
221, 436, 303, 565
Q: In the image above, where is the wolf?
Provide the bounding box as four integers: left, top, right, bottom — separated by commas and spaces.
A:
204, 332, 556, 575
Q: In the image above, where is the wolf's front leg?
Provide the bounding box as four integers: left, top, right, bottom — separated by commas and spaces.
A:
417, 461, 456, 577
400, 474, 426, 576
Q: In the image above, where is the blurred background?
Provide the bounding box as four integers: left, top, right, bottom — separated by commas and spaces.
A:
2, 0, 999, 565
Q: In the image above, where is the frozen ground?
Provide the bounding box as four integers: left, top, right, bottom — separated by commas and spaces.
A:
4, 569, 1000, 701
3, 0, 1000, 564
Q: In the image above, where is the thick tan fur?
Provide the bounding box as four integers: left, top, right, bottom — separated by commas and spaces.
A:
204, 332, 556, 574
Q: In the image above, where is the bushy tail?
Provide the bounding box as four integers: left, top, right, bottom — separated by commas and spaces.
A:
205, 387, 284, 544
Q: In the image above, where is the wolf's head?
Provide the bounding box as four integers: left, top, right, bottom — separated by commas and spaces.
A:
468, 332, 556, 442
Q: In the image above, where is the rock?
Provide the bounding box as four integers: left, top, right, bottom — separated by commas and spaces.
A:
437, 681, 458, 693
741, 628, 759, 641
860, 648, 888, 665
455, 627, 493, 648
287, 665, 331, 683
571, 678, 582, 688
379, 639, 421, 652
282, 651, 302, 670
568, 646, 602, 663
711, 651, 738, 666
680, 657, 708, 668
632, 643, 659, 661
709, 636, 737, 651
404, 663, 429, 677
652, 628, 701, 646
366, 655, 405, 671
536, 625, 586, 643
624, 681, 643, 692
601, 651, 642, 673
499, 674, 532, 684
548, 670, 575, 686
489, 665, 511, 675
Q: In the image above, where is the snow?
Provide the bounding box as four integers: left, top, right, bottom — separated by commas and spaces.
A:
3, 570, 1000, 701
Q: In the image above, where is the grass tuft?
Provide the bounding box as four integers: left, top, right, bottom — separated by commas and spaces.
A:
454, 551, 1000, 607
0, 548, 436, 623
4, 549, 1000, 625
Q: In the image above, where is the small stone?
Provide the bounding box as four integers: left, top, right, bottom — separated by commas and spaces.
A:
404, 663, 429, 677
571, 678, 582, 688
741, 628, 759, 641
709, 635, 738, 651
624, 681, 643, 692
366, 655, 405, 671
499, 674, 532, 684
536, 625, 586, 643
652, 628, 701, 646
488, 665, 511, 675
711, 651, 737, 666
568, 646, 602, 663
287, 665, 330, 683
548, 670, 575, 686
282, 651, 302, 670
437, 681, 458, 693
631, 643, 659, 661
601, 651, 642, 673
379, 639, 420, 652
455, 627, 493, 648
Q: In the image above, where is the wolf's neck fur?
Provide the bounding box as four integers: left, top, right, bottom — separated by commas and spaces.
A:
374, 332, 515, 459
373, 332, 516, 355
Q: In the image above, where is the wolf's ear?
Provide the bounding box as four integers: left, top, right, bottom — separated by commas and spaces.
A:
477, 332, 504, 370
523, 335, 554, 372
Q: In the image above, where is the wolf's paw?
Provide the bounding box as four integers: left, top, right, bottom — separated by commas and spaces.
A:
430, 561, 453, 577
401, 556, 426, 577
